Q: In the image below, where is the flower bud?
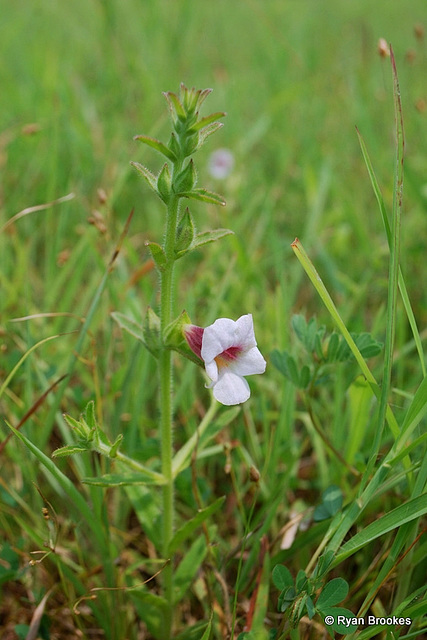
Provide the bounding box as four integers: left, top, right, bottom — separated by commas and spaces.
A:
183, 324, 204, 360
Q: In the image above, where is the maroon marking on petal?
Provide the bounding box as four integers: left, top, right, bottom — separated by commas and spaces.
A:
215, 345, 243, 368
183, 325, 204, 360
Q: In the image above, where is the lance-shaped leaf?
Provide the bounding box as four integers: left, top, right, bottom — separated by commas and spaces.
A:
130, 161, 157, 192
82, 471, 166, 487
52, 443, 90, 457
197, 122, 224, 148
190, 228, 233, 250
184, 85, 212, 113
146, 241, 167, 273
111, 311, 145, 343
167, 132, 181, 159
157, 162, 172, 203
167, 496, 225, 554
111, 309, 160, 358
163, 90, 186, 121
189, 111, 226, 133
173, 159, 197, 193
134, 134, 177, 162
181, 133, 199, 158
175, 208, 195, 257
178, 187, 225, 206
142, 306, 162, 357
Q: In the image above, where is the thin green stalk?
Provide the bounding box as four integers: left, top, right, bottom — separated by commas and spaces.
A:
367, 46, 404, 475
159, 168, 183, 638
132, 86, 227, 637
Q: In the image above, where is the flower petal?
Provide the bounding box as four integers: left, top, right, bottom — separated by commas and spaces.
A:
201, 317, 238, 362
205, 359, 219, 383
228, 346, 266, 376
234, 314, 256, 348
212, 371, 250, 405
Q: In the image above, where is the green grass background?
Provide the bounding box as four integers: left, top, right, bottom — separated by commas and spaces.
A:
1, 1, 427, 638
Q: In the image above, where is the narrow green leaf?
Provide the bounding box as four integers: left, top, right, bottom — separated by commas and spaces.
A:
0, 334, 66, 402
83, 471, 166, 487
173, 535, 208, 604
316, 578, 349, 609
174, 159, 197, 193
175, 208, 195, 256
335, 493, 427, 564
131, 589, 169, 611
397, 374, 427, 444
134, 134, 177, 161
52, 444, 89, 457
250, 549, 271, 640
357, 129, 426, 378
190, 228, 233, 250
130, 161, 157, 191
197, 122, 224, 147
111, 311, 144, 343
157, 163, 172, 203
198, 612, 213, 640
109, 434, 123, 457
346, 376, 372, 463
146, 241, 167, 272
7, 424, 106, 550
84, 400, 97, 431
163, 91, 186, 119
178, 188, 226, 206
168, 496, 225, 554
62, 413, 88, 439
142, 306, 161, 357
188, 111, 226, 132
172, 404, 237, 477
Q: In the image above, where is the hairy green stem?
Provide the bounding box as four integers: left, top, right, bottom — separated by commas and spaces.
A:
159, 172, 182, 637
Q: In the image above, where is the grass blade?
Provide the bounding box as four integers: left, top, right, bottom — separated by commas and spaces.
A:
334, 493, 427, 564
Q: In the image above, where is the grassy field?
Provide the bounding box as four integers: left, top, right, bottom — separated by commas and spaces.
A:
1, 1, 427, 639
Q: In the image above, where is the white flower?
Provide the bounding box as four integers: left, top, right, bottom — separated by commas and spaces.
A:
208, 148, 235, 180
184, 314, 266, 405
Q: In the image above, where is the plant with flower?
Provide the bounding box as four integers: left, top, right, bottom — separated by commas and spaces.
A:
57, 85, 267, 639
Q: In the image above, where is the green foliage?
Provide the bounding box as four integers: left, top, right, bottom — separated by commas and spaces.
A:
271, 314, 383, 389
272, 566, 355, 635
313, 485, 343, 522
